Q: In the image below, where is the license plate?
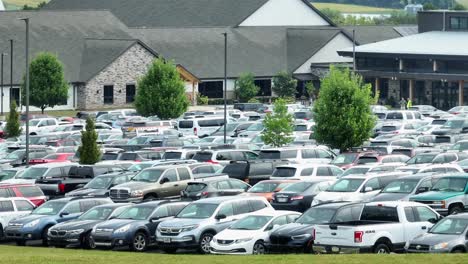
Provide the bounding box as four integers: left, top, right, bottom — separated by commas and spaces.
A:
331, 246, 340, 253
277, 198, 288, 203
163, 238, 171, 243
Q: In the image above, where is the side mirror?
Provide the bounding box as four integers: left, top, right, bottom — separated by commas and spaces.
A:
273, 188, 281, 193
416, 187, 429, 194
215, 214, 227, 220
428, 218, 439, 224
60, 211, 70, 217
109, 216, 116, 220
364, 187, 373, 193
149, 216, 160, 223
160, 177, 169, 184
462, 127, 468, 134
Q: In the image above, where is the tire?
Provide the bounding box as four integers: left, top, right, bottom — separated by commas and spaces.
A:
373, 243, 391, 254
449, 205, 463, 215
451, 249, 465, 253
16, 240, 26, 246
198, 232, 214, 254
252, 241, 266, 255
161, 248, 177, 254
82, 232, 96, 249
42, 226, 51, 247
130, 232, 148, 252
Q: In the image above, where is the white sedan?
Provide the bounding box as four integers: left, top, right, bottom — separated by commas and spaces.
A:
210, 210, 301, 255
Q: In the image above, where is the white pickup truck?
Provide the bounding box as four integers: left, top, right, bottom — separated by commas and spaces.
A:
312, 201, 442, 254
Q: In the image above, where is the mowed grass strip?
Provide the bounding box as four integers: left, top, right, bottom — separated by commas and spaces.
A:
312, 2, 396, 13
1, 245, 468, 264
3, 0, 48, 7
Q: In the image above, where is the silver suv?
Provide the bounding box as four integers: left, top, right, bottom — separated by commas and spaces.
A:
156, 196, 274, 254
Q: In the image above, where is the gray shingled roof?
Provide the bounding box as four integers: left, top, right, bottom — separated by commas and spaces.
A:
129, 26, 342, 79
0, 10, 135, 85
45, 0, 335, 27
341, 25, 412, 44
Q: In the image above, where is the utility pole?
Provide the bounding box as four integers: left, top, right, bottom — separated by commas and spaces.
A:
20, 18, 30, 166
222, 32, 227, 144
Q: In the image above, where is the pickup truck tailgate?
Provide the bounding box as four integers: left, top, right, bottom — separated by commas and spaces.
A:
36, 178, 62, 195
314, 224, 357, 247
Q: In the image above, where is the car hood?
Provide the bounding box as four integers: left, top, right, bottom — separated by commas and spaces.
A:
411, 191, 465, 201
111, 181, 150, 190
215, 228, 262, 240
315, 192, 360, 203
67, 188, 107, 196
95, 219, 145, 230
52, 219, 101, 230
410, 232, 460, 246
1, 179, 35, 184
271, 223, 314, 237
371, 193, 411, 202
0, 159, 16, 164
10, 214, 49, 224
159, 218, 206, 228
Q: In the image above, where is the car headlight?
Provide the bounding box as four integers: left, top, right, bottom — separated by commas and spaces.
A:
69, 229, 85, 235
291, 234, 312, 240
114, 224, 131, 234
130, 190, 143, 197
235, 238, 252, 243
181, 224, 199, 232
24, 219, 40, 228
433, 242, 449, 250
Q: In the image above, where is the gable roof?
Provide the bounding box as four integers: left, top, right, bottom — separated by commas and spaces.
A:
341, 25, 406, 45
0, 10, 137, 85
45, 0, 335, 27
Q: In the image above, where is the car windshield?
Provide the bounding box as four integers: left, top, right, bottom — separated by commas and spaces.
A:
84, 176, 113, 189
429, 218, 468, 235
382, 179, 419, 193
272, 168, 296, 177
327, 179, 365, 192
443, 120, 464, 129
249, 182, 288, 193
296, 208, 336, 224
340, 167, 370, 177
79, 207, 114, 220
29, 120, 40, 126
451, 142, 468, 151
132, 169, 163, 182
5, 150, 24, 160
281, 182, 315, 193
176, 203, 218, 219
32, 201, 66, 215
0, 170, 17, 180
246, 123, 264, 131
331, 153, 357, 165
18, 167, 48, 179
431, 178, 468, 192
127, 163, 153, 172
117, 206, 154, 220
229, 215, 272, 230
406, 154, 437, 164
127, 137, 150, 145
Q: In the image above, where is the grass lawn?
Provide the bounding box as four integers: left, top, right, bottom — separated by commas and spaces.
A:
1, 245, 468, 264
3, 0, 48, 8
312, 2, 396, 13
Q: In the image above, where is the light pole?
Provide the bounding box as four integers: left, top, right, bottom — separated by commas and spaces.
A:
19, 18, 30, 166
222, 32, 227, 144
10, 39, 13, 106
0, 53, 5, 116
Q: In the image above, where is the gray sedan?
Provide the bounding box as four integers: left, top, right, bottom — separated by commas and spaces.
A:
406, 213, 468, 253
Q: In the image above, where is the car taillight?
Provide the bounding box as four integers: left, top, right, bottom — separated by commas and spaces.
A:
193, 127, 198, 136
201, 191, 209, 197
207, 160, 219, 164
290, 196, 304, 201
58, 183, 65, 193
354, 231, 364, 243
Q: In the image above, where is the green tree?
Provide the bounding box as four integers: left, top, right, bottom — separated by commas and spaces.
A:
452, 3, 466, 10
235, 73, 259, 102
5, 101, 21, 138
261, 98, 294, 147
272, 71, 298, 98
313, 66, 375, 152
305, 81, 318, 100
78, 117, 101, 165
21, 52, 69, 114
423, 3, 437, 10
135, 58, 189, 119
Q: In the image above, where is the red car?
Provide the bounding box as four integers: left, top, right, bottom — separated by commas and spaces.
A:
29, 153, 75, 165
0, 184, 47, 206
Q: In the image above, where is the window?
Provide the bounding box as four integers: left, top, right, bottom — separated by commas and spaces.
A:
17, 186, 43, 197
103, 85, 114, 104
229, 180, 248, 190
334, 205, 363, 222
269, 216, 288, 228
126, 84, 136, 103
233, 200, 250, 214
415, 206, 437, 222
317, 149, 332, 159
10, 88, 20, 106
244, 152, 258, 160
249, 200, 267, 212
404, 207, 416, 222
364, 178, 380, 191
330, 167, 343, 176
198, 81, 223, 98
64, 202, 81, 214
80, 201, 98, 212
287, 214, 300, 223
316, 167, 331, 177
216, 180, 231, 190
177, 168, 191, 181
152, 206, 169, 219
301, 149, 316, 159
46, 168, 63, 178
450, 16, 468, 30
217, 203, 234, 217
0, 188, 11, 197
15, 200, 34, 211
169, 204, 187, 216
163, 169, 178, 182
300, 168, 314, 176
113, 175, 129, 186
0, 201, 14, 212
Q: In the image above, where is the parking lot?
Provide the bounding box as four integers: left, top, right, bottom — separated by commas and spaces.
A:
1, 103, 468, 258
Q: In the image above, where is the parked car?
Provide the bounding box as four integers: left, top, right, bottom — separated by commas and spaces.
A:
243, 180, 296, 202
4, 197, 112, 246
312, 201, 441, 254
24, 118, 59, 136
156, 196, 274, 254
0, 168, 25, 182
29, 153, 75, 165
267, 202, 363, 253
192, 149, 258, 165
47, 203, 131, 248
65, 173, 133, 197
258, 147, 336, 164
0, 197, 36, 238
270, 164, 343, 181
406, 213, 468, 253
271, 179, 335, 212
178, 117, 227, 137
220, 160, 287, 185
2, 163, 77, 185
210, 210, 301, 255
0, 184, 47, 206
371, 174, 440, 202
181, 178, 250, 200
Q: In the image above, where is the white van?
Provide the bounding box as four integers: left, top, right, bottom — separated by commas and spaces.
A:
178, 117, 227, 137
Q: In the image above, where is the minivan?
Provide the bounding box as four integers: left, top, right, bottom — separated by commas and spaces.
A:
178, 117, 227, 137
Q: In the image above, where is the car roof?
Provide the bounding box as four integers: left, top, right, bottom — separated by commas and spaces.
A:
249, 210, 301, 217
28, 162, 79, 168
445, 212, 468, 219
313, 201, 358, 209
193, 196, 266, 204
93, 203, 132, 209
366, 201, 429, 207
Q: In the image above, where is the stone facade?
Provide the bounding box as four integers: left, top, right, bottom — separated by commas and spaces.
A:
78, 43, 156, 109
